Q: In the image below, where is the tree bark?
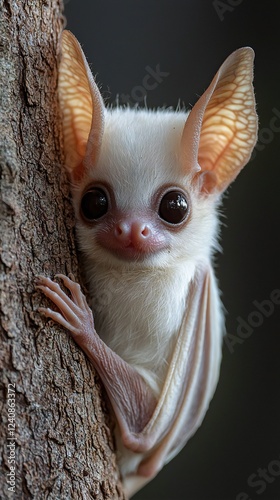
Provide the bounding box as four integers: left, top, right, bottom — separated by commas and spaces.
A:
0, 1, 124, 498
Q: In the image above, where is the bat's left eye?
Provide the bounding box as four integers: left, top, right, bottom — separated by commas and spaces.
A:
80, 188, 108, 221
159, 191, 188, 224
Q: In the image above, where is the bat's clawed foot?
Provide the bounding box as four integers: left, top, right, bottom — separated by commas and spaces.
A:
35, 274, 95, 341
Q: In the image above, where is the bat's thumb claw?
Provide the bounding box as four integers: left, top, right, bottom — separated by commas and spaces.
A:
34, 275, 45, 283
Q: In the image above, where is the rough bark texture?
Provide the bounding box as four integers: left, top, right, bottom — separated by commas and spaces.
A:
0, 1, 124, 498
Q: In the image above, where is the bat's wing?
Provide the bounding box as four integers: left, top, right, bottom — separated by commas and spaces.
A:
124, 264, 223, 496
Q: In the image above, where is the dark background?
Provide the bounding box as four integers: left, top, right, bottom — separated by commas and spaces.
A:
64, 2, 280, 499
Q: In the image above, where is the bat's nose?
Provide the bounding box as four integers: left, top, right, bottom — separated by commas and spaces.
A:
114, 220, 152, 248
96, 216, 168, 260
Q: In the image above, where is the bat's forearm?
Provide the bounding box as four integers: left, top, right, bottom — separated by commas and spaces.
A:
80, 332, 157, 451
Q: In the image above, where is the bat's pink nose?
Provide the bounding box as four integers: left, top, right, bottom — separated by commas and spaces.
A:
96, 216, 168, 260
114, 221, 151, 248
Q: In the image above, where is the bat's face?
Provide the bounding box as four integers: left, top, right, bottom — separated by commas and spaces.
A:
72, 108, 218, 270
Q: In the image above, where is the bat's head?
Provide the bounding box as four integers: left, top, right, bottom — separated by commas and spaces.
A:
58, 31, 258, 270
74, 107, 220, 269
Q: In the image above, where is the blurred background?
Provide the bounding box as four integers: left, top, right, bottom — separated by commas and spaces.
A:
64, 1, 280, 499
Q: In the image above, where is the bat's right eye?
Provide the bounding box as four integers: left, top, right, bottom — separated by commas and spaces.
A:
80, 188, 108, 221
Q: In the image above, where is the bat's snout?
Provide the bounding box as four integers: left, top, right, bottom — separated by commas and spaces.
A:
96, 216, 168, 261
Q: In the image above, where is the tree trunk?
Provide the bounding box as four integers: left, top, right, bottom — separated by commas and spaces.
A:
0, 1, 124, 498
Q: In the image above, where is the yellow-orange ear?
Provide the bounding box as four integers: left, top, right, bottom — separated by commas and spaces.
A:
58, 30, 104, 178
181, 48, 258, 194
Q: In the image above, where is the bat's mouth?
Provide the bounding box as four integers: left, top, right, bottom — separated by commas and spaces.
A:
102, 243, 161, 262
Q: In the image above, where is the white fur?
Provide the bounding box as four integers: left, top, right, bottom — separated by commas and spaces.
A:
74, 108, 220, 395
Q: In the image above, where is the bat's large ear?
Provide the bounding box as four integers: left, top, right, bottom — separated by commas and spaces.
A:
181, 48, 258, 194
58, 30, 105, 181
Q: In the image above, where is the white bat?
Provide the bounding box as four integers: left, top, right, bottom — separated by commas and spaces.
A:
36, 30, 258, 497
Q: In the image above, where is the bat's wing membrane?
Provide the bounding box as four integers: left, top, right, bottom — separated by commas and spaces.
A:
124, 265, 223, 496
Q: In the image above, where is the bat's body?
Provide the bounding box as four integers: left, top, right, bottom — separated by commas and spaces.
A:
36, 31, 258, 497
81, 107, 219, 389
